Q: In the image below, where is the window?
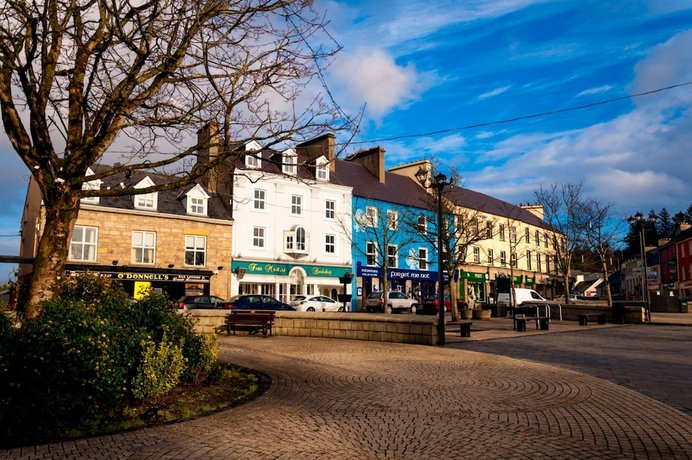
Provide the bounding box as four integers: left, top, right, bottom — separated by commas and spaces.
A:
537, 253, 542, 272
366, 207, 378, 227
510, 252, 518, 268
473, 246, 480, 263
486, 221, 493, 239
254, 189, 266, 210
325, 234, 335, 254
189, 196, 206, 215
546, 255, 551, 273
69, 225, 98, 261
526, 250, 532, 270
134, 177, 157, 210
253, 227, 265, 248
525, 227, 530, 243
535, 230, 540, 246
499, 224, 506, 241
487, 249, 494, 265
325, 200, 335, 219
132, 231, 156, 264
544, 232, 549, 248
316, 164, 329, 180
283, 151, 297, 175
417, 216, 427, 234
366, 241, 377, 266
510, 226, 517, 244
470, 218, 479, 236
185, 235, 206, 266
387, 210, 398, 230
500, 250, 507, 266
419, 248, 428, 270
285, 227, 307, 253
81, 168, 102, 204
387, 245, 398, 267
291, 195, 302, 215
245, 152, 260, 168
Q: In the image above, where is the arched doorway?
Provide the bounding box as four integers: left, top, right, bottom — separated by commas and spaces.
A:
289, 267, 306, 298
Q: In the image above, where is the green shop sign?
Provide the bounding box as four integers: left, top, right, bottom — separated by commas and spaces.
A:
461, 271, 487, 282
524, 276, 536, 285
231, 261, 350, 278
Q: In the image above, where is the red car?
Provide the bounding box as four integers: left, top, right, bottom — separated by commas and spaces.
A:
419, 295, 467, 314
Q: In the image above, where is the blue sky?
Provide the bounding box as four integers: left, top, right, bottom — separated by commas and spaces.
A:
1, 0, 692, 282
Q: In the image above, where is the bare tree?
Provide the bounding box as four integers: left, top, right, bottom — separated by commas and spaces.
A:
534, 183, 588, 304
0, 0, 344, 318
582, 198, 624, 307
336, 202, 425, 313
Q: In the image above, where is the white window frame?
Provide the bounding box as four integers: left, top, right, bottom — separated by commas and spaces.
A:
473, 246, 480, 263
366, 206, 378, 227
499, 224, 506, 241
282, 150, 297, 175
526, 250, 532, 270
500, 250, 507, 266
417, 215, 427, 234
325, 199, 335, 219
132, 231, 156, 264
510, 226, 517, 244
69, 225, 98, 261
387, 210, 398, 230
525, 227, 530, 243
316, 164, 329, 181
185, 235, 207, 266
419, 248, 428, 270
254, 189, 266, 210
387, 244, 398, 268
325, 234, 335, 254
537, 253, 542, 272
510, 252, 518, 268
366, 241, 378, 266
487, 248, 494, 265
291, 195, 303, 215
253, 227, 266, 248
188, 196, 207, 215
535, 230, 540, 246
486, 221, 493, 239
284, 227, 307, 253
135, 193, 156, 210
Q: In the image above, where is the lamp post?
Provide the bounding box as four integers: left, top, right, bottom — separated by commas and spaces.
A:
416, 168, 450, 345
627, 212, 656, 321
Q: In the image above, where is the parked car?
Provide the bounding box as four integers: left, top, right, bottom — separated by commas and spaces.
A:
290, 295, 343, 312
226, 294, 295, 311
177, 295, 232, 310
365, 291, 419, 314
419, 295, 467, 315
557, 294, 579, 302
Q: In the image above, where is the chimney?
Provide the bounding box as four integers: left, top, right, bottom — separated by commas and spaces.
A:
346, 146, 386, 183
197, 121, 219, 193
296, 133, 336, 172
521, 204, 544, 221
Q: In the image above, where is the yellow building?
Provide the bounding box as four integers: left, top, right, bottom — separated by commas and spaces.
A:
19, 167, 233, 300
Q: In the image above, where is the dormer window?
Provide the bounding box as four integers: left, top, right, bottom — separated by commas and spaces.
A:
282, 149, 297, 175
81, 167, 102, 204
134, 176, 158, 211
244, 140, 262, 169
315, 155, 329, 181
284, 226, 308, 255
183, 184, 209, 216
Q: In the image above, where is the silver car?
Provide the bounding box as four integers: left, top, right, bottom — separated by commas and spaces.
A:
365, 291, 419, 314
290, 295, 344, 312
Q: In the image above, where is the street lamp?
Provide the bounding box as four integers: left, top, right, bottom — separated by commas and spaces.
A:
416, 168, 451, 345
627, 211, 657, 321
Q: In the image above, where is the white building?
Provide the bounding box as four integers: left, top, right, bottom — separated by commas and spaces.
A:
197, 127, 353, 304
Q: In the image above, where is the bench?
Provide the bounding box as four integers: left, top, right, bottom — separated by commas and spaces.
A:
578, 312, 606, 326
447, 320, 473, 337
513, 304, 550, 331
225, 311, 275, 337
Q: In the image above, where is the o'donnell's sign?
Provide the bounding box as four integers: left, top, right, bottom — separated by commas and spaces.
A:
232, 261, 350, 278
65, 269, 211, 283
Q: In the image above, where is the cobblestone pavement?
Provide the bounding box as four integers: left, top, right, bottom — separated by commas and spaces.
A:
3, 331, 691, 459
452, 324, 692, 417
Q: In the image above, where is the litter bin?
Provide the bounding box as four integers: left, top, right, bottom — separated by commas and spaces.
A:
681, 300, 689, 313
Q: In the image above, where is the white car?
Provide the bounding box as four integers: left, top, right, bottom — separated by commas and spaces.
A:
290, 295, 344, 312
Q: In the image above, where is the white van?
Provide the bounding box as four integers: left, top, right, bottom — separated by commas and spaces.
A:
496, 288, 546, 307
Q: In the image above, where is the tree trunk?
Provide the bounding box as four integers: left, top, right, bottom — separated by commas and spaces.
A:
23, 192, 81, 319
449, 277, 459, 322
601, 259, 613, 307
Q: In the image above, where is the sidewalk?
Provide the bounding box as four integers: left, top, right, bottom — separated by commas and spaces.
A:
446, 311, 692, 343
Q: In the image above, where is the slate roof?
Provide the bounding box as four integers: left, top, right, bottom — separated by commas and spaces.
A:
86, 165, 233, 221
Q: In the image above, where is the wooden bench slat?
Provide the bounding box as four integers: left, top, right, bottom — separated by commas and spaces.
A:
225, 311, 275, 337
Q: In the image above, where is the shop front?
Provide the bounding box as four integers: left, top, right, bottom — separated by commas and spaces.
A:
355, 262, 441, 310
458, 270, 488, 305
231, 260, 351, 304
65, 264, 214, 300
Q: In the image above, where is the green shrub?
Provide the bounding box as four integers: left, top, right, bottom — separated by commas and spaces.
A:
183, 333, 221, 385
132, 332, 185, 401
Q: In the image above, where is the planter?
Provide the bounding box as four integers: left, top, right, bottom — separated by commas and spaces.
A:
460, 309, 473, 320
472, 309, 492, 320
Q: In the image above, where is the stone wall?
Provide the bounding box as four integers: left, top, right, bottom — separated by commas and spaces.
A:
187, 310, 438, 345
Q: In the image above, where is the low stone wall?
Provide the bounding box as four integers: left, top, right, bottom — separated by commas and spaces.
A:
548, 302, 644, 323
186, 310, 438, 345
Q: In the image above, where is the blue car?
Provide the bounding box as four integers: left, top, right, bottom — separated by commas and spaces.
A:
227, 294, 295, 311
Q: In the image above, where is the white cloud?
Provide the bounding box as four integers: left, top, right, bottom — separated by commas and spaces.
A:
478, 85, 511, 100
576, 85, 614, 97
329, 48, 427, 119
